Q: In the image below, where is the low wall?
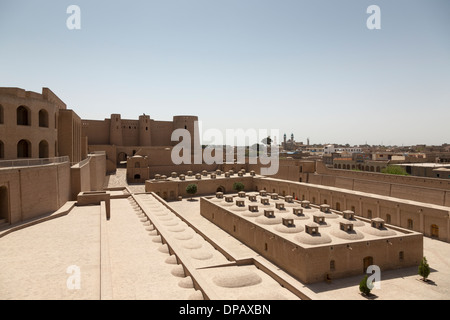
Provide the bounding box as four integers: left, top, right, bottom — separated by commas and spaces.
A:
70, 153, 107, 200
145, 175, 255, 201
0, 161, 71, 224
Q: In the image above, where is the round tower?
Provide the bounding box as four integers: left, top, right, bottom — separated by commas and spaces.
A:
110, 114, 123, 146
138, 114, 152, 146
172, 115, 199, 153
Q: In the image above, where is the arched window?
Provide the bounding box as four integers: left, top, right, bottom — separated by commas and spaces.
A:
39, 140, 49, 158
0, 186, 8, 222
17, 106, 31, 126
431, 224, 439, 238
17, 139, 31, 158
407, 219, 413, 230
39, 109, 49, 127
330, 260, 336, 271
0, 104, 4, 124
0, 140, 4, 158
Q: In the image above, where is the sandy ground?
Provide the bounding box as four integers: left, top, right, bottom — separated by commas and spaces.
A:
0, 206, 101, 300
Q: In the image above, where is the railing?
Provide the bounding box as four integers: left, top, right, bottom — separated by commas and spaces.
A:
89, 151, 106, 155
71, 157, 90, 168
0, 156, 70, 168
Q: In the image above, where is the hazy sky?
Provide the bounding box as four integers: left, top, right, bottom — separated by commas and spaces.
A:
1, 0, 449, 146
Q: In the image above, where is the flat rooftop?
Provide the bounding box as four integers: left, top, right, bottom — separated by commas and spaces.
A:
203, 193, 421, 249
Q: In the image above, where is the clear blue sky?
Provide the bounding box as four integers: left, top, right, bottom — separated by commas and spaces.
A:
1, 0, 449, 146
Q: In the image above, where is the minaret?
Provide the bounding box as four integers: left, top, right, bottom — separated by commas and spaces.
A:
291, 133, 294, 150
109, 114, 123, 146
283, 134, 287, 150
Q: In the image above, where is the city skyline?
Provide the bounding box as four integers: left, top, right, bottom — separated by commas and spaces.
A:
1, 0, 449, 146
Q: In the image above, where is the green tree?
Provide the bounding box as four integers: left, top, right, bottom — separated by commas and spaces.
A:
381, 165, 409, 176
186, 184, 198, 200
418, 256, 430, 281
359, 275, 371, 296
233, 182, 245, 192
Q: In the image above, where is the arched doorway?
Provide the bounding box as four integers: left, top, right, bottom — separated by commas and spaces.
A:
363, 256, 373, 273
216, 186, 226, 193
117, 152, 127, 167
335, 202, 341, 211
39, 140, 49, 158
0, 186, 9, 223
17, 139, 31, 158
39, 109, 49, 127
431, 224, 439, 238
134, 174, 141, 180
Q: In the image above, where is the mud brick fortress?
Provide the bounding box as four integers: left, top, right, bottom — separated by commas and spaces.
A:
0, 87, 449, 299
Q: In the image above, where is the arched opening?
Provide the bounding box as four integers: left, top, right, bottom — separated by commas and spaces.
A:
39, 140, 49, 158
334, 164, 337, 168
338, 164, 341, 169
134, 174, 141, 179
0, 186, 9, 223
363, 256, 373, 273
117, 152, 127, 167
376, 166, 381, 172
38, 109, 49, 127
335, 202, 341, 211
431, 224, 439, 238
407, 219, 413, 230
0, 140, 4, 159
370, 166, 375, 172
386, 214, 391, 224
17, 139, 31, 158
17, 106, 31, 126
352, 165, 355, 170
330, 260, 336, 271
367, 209, 372, 219
216, 186, 226, 193
0, 104, 4, 124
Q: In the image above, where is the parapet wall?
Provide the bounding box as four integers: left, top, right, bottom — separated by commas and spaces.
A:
0, 161, 71, 224
70, 153, 107, 200
313, 162, 450, 207
316, 161, 450, 190
0, 87, 66, 109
